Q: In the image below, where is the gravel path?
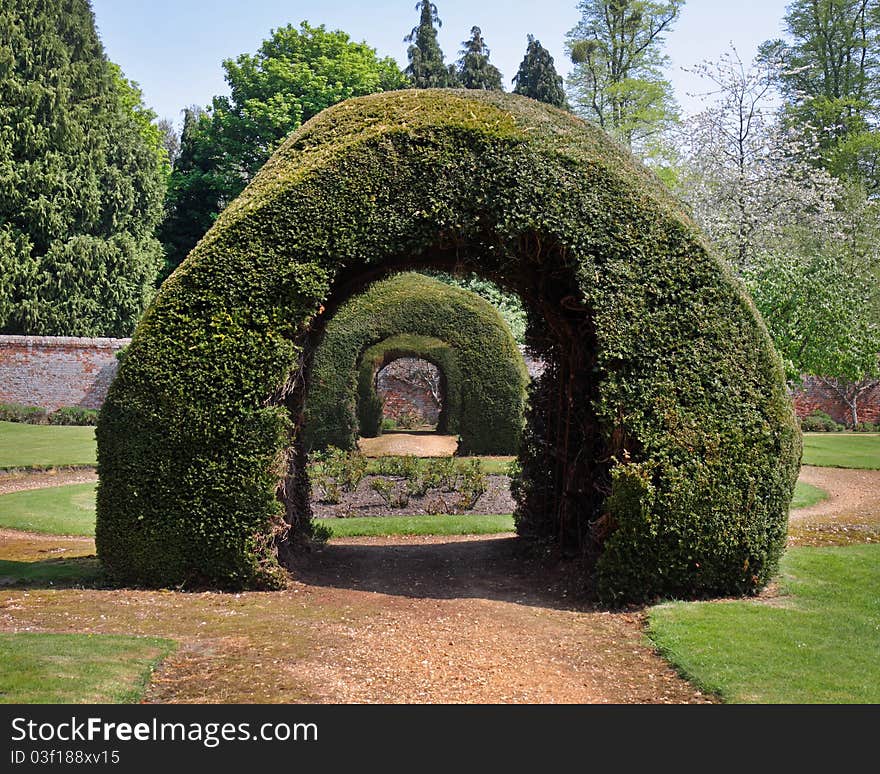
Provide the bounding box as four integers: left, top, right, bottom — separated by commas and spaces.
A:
792, 466, 880, 524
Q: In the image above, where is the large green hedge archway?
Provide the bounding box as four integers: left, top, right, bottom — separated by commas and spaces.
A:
96, 90, 800, 602
357, 334, 457, 438
304, 272, 527, 454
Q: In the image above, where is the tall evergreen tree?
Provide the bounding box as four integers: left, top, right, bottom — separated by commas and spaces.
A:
0, 0, 166, 336
457, 26, 503, 90
405, 1, 458, 87
156, 107, 227, 281
512, 35, 567, 108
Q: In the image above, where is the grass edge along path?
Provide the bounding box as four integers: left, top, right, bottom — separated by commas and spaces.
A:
647, 544, 880, 703
0, 632, 175, 704
321, 513, 515, 537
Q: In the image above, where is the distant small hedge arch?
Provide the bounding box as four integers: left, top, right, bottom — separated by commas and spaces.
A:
356, 334, 458, 438
304, 273, 527, 454
96, 89, 800, 601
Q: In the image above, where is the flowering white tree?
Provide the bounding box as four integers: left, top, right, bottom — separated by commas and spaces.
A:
676, 48, 880, 397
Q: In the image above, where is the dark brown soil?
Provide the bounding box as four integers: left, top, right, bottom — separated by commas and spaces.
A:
312, 474, 514, 519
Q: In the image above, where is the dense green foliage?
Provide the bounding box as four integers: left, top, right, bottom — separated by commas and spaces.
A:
456, 26, 503, 90
648, 545, 880, 703
159, 22, 407, 277
511, 36, 567, 108
405, 1, 458, 87
305, 274, 527, 454
0, 0, 166, 336
0, 403, 97, 426
97, 90, 799, 600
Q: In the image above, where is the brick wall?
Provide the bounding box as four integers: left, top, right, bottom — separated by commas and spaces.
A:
0, 336, 130, 411
376, 358, 441, 425
791, 376, 880, 427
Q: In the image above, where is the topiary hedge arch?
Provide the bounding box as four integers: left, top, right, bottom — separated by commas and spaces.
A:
96, 89, 800, 602
355, 334, 457, 439
304, 272, 527, 454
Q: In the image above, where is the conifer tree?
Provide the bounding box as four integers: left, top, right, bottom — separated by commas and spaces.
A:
405, 1, 458, 87
511, 36, 567, 108
457, 26, 503, 90
0, 0, 166, 336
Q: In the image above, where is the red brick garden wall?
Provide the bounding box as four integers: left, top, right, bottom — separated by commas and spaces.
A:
791, 376, 880, 426
0, 336, 129, 411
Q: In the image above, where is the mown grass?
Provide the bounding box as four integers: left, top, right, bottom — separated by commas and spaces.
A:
0, 421, 96, 469
0, 478, 824, 540
0, 632, 175, 704
0, 483, 96, 535
790, 481, 827, 510
648, 545, 880, 703
801, 433, 880, 469
321, 513, 515, 537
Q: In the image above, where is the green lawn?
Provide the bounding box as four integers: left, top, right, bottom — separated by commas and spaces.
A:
321, 513, 515, 537
0, 632, 175, 703
648, 544, 880, 703
790, 480, 827, 510
0, 421, 96, 469
0, 478, 824, 539
801, 432, 880, 469
0, 483, 96, 535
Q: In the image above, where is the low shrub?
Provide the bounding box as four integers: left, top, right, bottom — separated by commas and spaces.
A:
0, 403, 50, 424
854, 422, 879, 433
309, 447, 368, 504
455, 459, 487, 510
370, 477, 411, 508
800, 410, 845, 432
48, 407, 99, 426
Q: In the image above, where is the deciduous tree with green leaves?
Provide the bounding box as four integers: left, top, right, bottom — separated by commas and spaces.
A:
456, 26, 503, 90
761, 0, 880, 194
511, 35, 567, 108
158, 22, 408, 279
0, 0, 166, 336
566, 0, 683, 151
405, 1, 458, 87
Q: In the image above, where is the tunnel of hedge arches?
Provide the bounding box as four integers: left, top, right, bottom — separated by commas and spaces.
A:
303, 273, 527, 455
95, 89, 800, 602
357, 335, 456, 438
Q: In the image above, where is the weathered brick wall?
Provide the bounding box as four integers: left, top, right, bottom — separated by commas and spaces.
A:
0, 336, 130, 411
376, 358, 441, 425
791, 376, 880, 426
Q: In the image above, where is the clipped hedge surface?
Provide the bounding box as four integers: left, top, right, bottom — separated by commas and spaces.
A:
356, 333, 458, 438
304, 273, 526, 454
96, 90, 800, 600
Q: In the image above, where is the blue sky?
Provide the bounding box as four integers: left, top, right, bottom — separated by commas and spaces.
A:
90, 0, 791, 126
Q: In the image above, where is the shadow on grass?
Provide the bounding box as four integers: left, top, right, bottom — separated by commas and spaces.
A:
288, 536, 593, 612
0, 555, 103, 588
